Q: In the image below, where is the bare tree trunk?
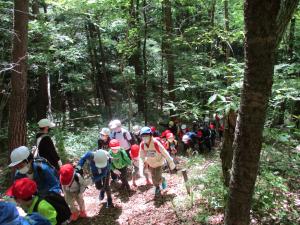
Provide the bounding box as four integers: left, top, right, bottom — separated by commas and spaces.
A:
162, 0, 175, 103
129, 0, 145, 114
224, 0, 230, 61
220, 109, 237, 187
209, 0, 217, 67
142, 0, 148, 124
225, 1, 299, 224
288, 17, 296, 62
8, 0, 29, 151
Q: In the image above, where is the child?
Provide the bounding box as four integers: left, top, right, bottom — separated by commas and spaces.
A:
8, 146, 61, 196
130, 144, 151, 187
165, 133, 178, 157
6, 178, 59, 225
98, 127, 111, 150
108, 139, 131, 191
0, 201, 51, 225
60, 164, 87, 221
76, 150, 113, 208
139, 127, 176, 196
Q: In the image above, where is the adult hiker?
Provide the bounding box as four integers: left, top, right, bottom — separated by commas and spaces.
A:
8, 146, 61, 196
108, 139, 131, 191
0, 201, 51, 225
139, 127, 176, 196
76, 149, 113, 208
60, 164, 87, 221
6, 178, 59, 225
98, 127, 111, 150
35, 118, 61, 171
109, 119, 133, 158
182, 131, 198, 155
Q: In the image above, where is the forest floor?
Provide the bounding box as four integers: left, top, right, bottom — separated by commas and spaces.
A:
72, 153, 218, 225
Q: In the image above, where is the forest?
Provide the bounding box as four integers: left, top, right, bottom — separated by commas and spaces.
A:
0, 0, 299, 225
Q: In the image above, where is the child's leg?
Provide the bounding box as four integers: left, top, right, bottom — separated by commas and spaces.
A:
65, 192, 77, 213
75, 193, 85, 212
103, 171, 113, 207
149, 166, 163, 195
132, 165, 139, 186
144, 164, 151, 184
120, 167, 130, 190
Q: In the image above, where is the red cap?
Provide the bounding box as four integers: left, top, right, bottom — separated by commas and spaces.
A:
60, 164, 74, 185
161, 129, 171, 138
150, 126, 156, 132
166, 133, 174, 139
130, 144, 140, 158
209, 123, 215, 129
6, 178, 37, 200
109, 139, 120, 149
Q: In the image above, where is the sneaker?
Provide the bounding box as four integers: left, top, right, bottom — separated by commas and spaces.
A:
106, 198, 113, 208
79, 210, 87, 218
154, 186, 161, 196
70, 212, 79, 221
161, 177, 167, 190
99, 190, 105, 200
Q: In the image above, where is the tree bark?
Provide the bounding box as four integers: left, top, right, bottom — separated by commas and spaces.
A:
288, 17, 296, 62
8, 0, 29, 151
225, 1, 299, 224
142, 0, 148, 124
220, 109, 237, 187
224, 0, 230, 61
129, 0, 145, 113
162, 0, 175, 103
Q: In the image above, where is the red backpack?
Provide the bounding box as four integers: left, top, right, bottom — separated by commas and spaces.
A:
141, 138, 161, 153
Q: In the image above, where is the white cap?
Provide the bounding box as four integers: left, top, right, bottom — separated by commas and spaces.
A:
100, 128, 110, 136
109, 119, 121, 130
38, 119, 55, 128
181, 124, 187, 129
182, 135, 190, 144
132, 125, 141, 135
9, 146, 30, 167
94, 150, 108, 168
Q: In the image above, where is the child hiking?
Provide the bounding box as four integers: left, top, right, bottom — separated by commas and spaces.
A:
108, 139, 131, 191
139, 127, 176, 196
59, 164, 87, 221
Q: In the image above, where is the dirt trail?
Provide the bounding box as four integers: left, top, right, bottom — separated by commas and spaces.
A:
73, 158, 189, 225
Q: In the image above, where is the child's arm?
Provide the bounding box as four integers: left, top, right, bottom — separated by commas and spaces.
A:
157, 141, 176, 170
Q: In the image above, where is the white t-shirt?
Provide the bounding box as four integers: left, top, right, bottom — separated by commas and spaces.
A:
111, 128, 132, 150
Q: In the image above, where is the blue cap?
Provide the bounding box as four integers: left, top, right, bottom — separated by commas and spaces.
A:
140, 127, 152, 135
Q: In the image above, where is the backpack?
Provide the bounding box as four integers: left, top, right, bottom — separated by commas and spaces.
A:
33, 157, 58, 178
141, 139, 161, 153
24, 213, 51, 225
32, 134, 48, 158
33, 192, 71, 225
113, 130, 134, 146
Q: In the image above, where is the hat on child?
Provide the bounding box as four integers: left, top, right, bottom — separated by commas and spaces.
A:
109, 139, 120, 150
6, 178, 37, 200
60, 164, 75, 186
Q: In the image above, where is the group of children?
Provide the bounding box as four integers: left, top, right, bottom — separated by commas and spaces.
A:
2, 118, 179, 225
1, 116, 223, 225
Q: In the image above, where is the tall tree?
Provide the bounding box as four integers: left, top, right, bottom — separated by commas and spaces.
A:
8, 0, 29, 150
288, 17, 296, 62
225, 1, 299, 225
224, 0, 230, 61
162, 0, 175, 103
128, 0, 145, 114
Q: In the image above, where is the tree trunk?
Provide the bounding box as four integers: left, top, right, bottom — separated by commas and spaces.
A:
225, 1, 299, 224
129, 0, 145, 113
162, 0, 175, 103
8, 0, 29, 151
288, 17, 296, 62
209, 0, 217, 67
224, 0, 230, 61
142, 0, 148, 124
95, 26, 112, 119
220, 109, 237, 187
